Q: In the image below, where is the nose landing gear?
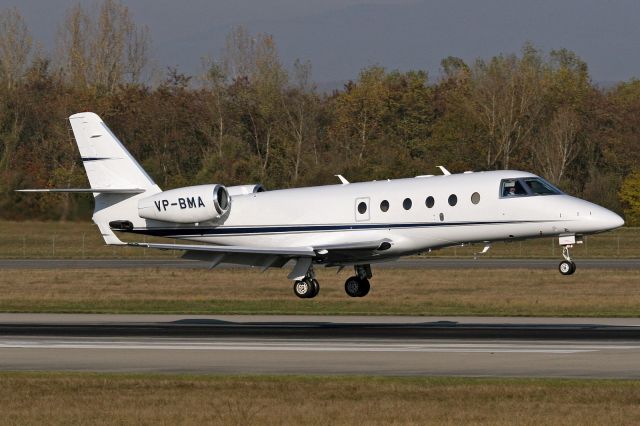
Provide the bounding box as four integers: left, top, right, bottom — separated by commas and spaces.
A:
558, 235, 579, 275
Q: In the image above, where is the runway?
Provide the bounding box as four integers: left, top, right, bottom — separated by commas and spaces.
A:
1, 314, 640, 378
1, 258, 639, 269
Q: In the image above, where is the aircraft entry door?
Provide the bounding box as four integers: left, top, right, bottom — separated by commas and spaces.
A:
355, 197, 370, 222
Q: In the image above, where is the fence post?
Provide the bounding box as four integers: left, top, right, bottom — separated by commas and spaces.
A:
584, 235, 588, 256
82, 233, 85, 259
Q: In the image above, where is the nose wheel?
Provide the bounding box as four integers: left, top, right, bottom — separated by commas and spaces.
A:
558, 244, 576, 275
558, 260, 576, 275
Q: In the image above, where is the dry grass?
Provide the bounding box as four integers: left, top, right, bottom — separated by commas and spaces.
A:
1, 220, 639, 259
1, 373, 639, 425
1, 267, 639, 316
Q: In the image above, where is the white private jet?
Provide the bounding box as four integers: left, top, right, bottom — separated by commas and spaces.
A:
20, 112, 624, 298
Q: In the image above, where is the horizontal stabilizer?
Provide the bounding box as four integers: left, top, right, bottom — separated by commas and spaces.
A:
16, 188, 145, 194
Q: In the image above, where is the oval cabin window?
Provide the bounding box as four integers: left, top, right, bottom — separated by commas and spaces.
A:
448, 194, 457, 206
425, 196, 434, 208
471, 192, 480, 204
403, 198, 412, 210
358, 202, 367, 214
380, 200, 389, 212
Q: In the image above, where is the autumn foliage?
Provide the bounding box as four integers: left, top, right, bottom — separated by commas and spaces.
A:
0, 2, 638, 221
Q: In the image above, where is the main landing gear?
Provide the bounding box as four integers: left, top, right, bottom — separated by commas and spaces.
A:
292, 263, 374, 298
344, 264, 372, 297
293, 266, 320, 299
558, 236, 579, 276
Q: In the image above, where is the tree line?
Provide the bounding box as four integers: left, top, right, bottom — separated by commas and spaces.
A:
0, 1, 639, 224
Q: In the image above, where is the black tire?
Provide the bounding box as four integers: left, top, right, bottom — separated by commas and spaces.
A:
559, 260, 576, 275
309, 279, 320, 298
344, 276, 361, 297
293, 279, 313, 298
357, 278, 370, 297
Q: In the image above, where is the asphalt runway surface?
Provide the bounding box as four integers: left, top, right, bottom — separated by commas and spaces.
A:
1, 258, 639, 270
2, 314, 640, 378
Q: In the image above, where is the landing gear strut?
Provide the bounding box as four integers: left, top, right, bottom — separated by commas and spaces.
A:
344, 264, 372, 297
293, 266, 320, 298
558, 239, 577, 276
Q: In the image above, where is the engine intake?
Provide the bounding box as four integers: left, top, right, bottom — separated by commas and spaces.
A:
226, 184, 265, 197
138, 184, 230, 223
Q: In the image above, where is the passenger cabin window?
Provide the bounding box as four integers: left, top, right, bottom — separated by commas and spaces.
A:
500, 178, 562, 198
425, 196, 434, 208
403, 198, 412, 210
380, 200, 389, 212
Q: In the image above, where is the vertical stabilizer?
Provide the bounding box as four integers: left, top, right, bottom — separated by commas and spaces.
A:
69, 112, 161, 244
69, 112, 157, 191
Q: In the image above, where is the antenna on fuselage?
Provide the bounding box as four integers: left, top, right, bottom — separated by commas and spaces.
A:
335, 175, 350, 185
437, 166, 451, 176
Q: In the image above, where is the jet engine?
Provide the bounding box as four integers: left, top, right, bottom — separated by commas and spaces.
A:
226, 184, 265, 197
138, 184, 230, 223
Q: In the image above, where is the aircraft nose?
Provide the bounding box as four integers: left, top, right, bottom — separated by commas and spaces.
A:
593, 207, 624, 231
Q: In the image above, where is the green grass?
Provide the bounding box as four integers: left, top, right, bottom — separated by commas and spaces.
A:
2, 267, 640, 316
0, 220, 639, 259
2, 373, 640, 425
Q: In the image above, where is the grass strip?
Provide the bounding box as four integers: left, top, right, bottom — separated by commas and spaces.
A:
1, 372, 640, 425
1, 267, 640, 316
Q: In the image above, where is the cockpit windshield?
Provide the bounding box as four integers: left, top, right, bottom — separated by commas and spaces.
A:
500, 177, 562, 198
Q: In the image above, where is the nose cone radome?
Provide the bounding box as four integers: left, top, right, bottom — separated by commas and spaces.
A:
602, 209, 625, 230
590, 205, 624, 232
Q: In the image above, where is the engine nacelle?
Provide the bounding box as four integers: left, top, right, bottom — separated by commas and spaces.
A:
138, 184, 230, 223
226, 184, 265, 197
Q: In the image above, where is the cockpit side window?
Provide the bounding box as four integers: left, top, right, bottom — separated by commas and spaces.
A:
522, 178, 562, 195
500, 179, 528, 197
500, 177, 562, 198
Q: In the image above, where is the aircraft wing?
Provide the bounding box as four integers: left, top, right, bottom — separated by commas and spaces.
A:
128, 242, 314, 269
127, 238, 393, 269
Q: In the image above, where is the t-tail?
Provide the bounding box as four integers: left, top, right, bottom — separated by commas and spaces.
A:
18, 112, 162, 244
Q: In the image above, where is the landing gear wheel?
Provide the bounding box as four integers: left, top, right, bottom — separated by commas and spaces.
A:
293, 279, 314, 298
345, 276, 360, 297
357, 278, 370, 297
559, 260, 576, 275
344, 276, 370, 297
309, 279, 320, 298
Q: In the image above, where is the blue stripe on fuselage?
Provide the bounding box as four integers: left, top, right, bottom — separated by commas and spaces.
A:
120, 220, 558, 238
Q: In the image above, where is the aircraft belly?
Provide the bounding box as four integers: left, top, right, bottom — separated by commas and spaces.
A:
180, 229, 392, 250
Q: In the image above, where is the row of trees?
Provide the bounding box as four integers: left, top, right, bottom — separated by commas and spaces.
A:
0, 2, 639, 224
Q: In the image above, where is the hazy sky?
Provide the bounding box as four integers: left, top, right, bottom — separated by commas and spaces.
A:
2, 0, 640, 85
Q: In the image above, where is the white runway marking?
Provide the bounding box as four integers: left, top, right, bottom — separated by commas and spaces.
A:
2, 338, 638, 354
